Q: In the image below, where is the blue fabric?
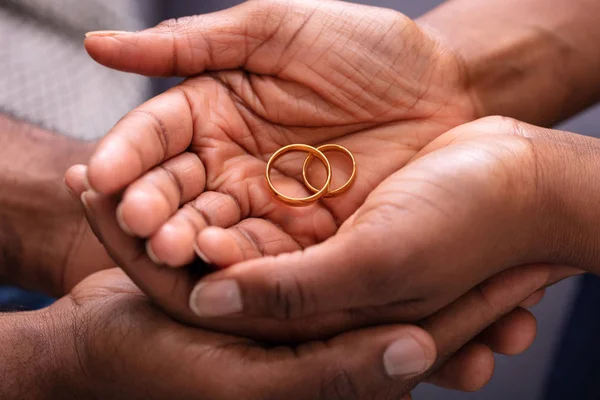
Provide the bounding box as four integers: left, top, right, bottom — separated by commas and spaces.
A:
543, 273, 600, 399
0, 286, 55, 311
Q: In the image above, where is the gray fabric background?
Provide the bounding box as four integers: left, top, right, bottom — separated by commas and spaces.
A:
0, 0, 152, 139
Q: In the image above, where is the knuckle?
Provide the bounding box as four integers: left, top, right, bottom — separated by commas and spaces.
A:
155, 16, 197, 33
477, 115, 520, 133
130, 109, 169, 162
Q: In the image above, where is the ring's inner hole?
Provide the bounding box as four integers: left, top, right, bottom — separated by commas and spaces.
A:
306, 150, 352, 191
272, 150, 328, 196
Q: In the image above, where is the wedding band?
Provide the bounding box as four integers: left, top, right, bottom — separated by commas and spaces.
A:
302, 144, 356, 197
265, 144, 332, 206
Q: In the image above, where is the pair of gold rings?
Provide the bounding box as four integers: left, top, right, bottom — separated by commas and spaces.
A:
266, 143, 357, 206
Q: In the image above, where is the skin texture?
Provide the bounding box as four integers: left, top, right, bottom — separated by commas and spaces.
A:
0, 115, 537, 399
8, 244, 565, 399
179, 115, 593, 324
83, 0, 476, 269
7, 0, 600, 396
79, 0, 479, 332
67, 116, 584, 398
71, 0, 599, 393
68, 0, 600, 396
418, 0, 600, 126
0, 114, 114, 296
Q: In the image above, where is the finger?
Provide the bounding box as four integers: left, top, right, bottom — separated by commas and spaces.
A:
146, 205, 208, 267
426, 343, 495, 392
84, 1, 316, 77
186, 225, 400, 318
146, 191, 244, 266
194, 220, 301, 269
251, 324, 437, 400
477, 307, 537, 356
82, 190, 369, 343
300, 264, 564, 398
82, 191, 200, 323
117, 152, 206, 237
87, 87, 194, 195
420, 264, 561, 367
423, 308, 536, 391
65, 164, 89, 197
406, 265, 563, 393
520, 288, 546, 308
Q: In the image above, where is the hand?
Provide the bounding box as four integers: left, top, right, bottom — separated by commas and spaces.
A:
46, 268, 446, 400
83, 0, 476, 269
0, 265, 545, 400
0, 114, 114, 296
185, 116, 586, 323
79, 0, 481, 335
68, 166, 551, 395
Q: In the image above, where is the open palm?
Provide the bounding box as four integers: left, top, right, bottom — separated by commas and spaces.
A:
85, 0, 475, 269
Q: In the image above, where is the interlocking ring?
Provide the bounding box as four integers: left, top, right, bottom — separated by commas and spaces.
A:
302, 144, 356, 197
265, 144, 332, 207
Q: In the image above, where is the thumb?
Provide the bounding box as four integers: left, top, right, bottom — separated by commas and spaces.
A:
186, 224, 415, 319
84, 0, 317, 77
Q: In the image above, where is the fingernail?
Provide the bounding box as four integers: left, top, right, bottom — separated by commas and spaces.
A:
189, 280, 243, 317
116, 204, 135, 236
383, 336, 431, 378
145, 241, 163, 265
85, 30, 132, 38
193, 243, 211, 264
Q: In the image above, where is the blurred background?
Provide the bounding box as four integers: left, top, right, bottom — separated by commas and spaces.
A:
2, 0, 599, 398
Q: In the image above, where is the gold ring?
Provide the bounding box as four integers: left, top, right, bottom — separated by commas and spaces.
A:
266, 144, 332, 206
302, 144, 356, 197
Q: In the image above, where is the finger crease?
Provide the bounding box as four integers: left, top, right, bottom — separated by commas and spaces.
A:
158, 164, 185, 203
234, 225, 264, 256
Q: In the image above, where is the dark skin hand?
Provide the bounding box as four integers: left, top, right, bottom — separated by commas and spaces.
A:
171, 116, 590, 326
71, 1, 598, 395
83, 0, 476, 270
77, 0, 481, 338
35, 173, 572, 398
0, 114, 114, 296
70, 1, 557, 392
76, 0, 550, 338
67, 162, 556, 395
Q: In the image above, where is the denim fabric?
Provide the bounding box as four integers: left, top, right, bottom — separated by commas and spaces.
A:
0, 286, 54, 311
543, 273, 600, 399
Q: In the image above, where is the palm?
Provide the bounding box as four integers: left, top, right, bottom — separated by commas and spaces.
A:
98, 0, 475, 266
82, 0, 476, 327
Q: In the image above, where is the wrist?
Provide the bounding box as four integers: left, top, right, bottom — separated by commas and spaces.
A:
531, 132, 600, 272
417, 0, 600, 127
0, 308, 84, 399
0, 114, 96, 295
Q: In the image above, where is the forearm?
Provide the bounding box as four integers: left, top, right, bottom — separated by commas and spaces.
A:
418, 0, 600, 127
0, 114, 94, 294
516, 127, 600, 275
548, 136, 600, 275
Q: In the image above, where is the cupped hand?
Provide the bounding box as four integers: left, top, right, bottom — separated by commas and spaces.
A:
188, 116, 583, 322
83, 0, 476, 270
67, 164, 557, 394
49, 268, 431, 399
